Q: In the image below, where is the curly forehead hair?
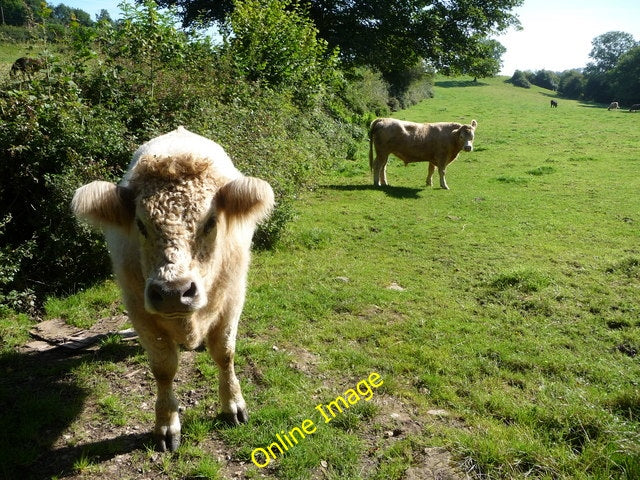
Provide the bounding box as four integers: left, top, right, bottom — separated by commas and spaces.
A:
131, 153, 213, 182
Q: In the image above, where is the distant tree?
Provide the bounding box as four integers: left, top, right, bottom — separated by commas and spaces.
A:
71, 8, 93, 26
580, 32, 637, 103
532, 70, 558, 90
96, 9, 113, 23
464, 38, 507, 80
508, 70, 531, 88
582, 65, 612, 103
588, 31, 637, 73
557, 70, 584, 99
609, 46, 640, 105
1, 0, 40, 26
52, 4, 72, 23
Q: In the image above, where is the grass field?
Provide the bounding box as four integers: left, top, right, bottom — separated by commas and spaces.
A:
1, 76, 639, 479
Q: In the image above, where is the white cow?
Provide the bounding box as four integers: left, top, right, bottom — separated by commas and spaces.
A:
72, 127, 274, 451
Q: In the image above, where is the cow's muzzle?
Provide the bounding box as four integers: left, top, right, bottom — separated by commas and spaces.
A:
145, 278, 203, 315
463, 144, 473, 152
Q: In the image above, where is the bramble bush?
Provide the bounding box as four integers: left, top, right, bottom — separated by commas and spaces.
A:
0, 0, 400, 310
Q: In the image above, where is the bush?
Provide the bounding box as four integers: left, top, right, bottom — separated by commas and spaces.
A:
557, 70, 585, 99
508, 70, 531, 88
221, 0, 339, 107
531, 70, 559, 91
0, 80, 132, 303
384, 62, 435, 110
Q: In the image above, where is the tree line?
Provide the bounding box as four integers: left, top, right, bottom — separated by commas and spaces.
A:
0, 0, 111, 27
508, 31, 640, 106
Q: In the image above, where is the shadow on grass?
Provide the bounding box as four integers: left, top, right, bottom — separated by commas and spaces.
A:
578, 102, 608, 109
435, 79, 488, 88
0, 343, 146, 479
323, 184, 423, 199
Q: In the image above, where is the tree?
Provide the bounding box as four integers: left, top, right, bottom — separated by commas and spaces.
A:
508, 70, 530, 88
154, 0, 521, 77
1, 0, 41, 26
588, 31, 637, 73
465, 39, 506, 80
582, 64, 612, 103
557, 70, 584, 99
96, 9, 113, 23
533, 70, 558, 90
609, 46, 640, 105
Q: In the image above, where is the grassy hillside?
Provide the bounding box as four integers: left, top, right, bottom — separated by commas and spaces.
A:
1, 77, 639, 479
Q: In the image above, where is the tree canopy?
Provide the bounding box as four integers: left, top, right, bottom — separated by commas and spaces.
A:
588, 31, 637, 73
155, 0, 521, 77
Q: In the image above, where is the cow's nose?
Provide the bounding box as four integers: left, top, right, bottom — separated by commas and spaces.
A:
464, 145, 473, 152
146, 279, 200, 314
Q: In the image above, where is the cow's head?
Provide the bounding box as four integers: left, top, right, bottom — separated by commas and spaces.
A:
456, 119, 477, 152
72, 153, 274, 318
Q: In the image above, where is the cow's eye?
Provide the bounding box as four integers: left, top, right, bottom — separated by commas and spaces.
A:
136, 218, 148, 238
203, 215, 216, 235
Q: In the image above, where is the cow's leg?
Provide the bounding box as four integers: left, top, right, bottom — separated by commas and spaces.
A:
438, 162, 449, 190
207, 315, 248, 425
426, 163, 436, 187
144, 335, 181, 452
381, 160, 389, 186
373, 154, 389, 186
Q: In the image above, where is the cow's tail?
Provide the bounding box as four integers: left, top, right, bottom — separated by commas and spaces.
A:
368, 119, 381, 171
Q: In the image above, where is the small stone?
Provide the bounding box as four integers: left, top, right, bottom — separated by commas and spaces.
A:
427, 409, 449, 417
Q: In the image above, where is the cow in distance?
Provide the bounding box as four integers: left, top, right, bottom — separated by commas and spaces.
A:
9, 57, 44, 80
72, 127, 274, 452
369, 118, 477, 189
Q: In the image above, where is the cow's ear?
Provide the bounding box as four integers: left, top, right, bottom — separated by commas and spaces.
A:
72, 181, 135, 229
216, 176, 274, 224
471, 120, 478, 129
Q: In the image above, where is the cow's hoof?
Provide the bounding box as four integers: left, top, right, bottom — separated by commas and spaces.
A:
155, 431, 181, 452
220, 408, 249, 426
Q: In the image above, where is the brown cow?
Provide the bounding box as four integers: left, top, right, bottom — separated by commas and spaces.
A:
369, 118, 477, 189
608, 102, 620, 110
630, 104, 640, 112
72, 127, 274, 451
9, 57, 44, 80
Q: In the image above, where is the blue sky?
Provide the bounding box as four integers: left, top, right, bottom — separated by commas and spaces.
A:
61, 0, 640, 75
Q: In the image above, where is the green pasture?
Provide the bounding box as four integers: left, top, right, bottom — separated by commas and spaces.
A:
1, 77, 639, 479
